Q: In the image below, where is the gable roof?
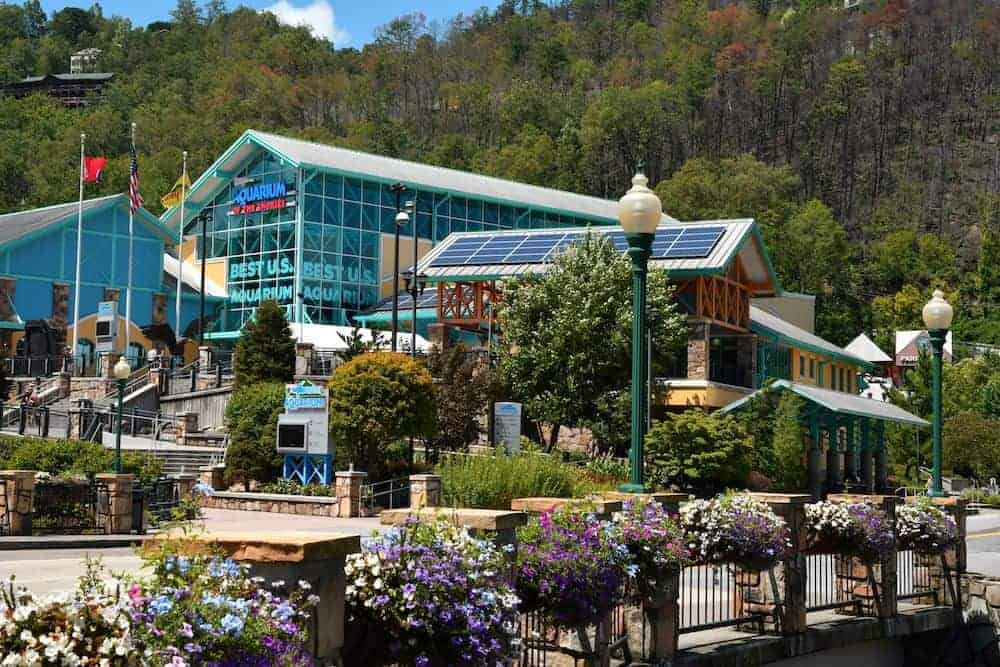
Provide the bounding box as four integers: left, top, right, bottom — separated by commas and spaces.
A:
721, 379, 928, 427
161, 129, 679, 232
895, 329, 953, 358
845, 333, 892, 363
414, 220, 781, 293
0, 194, 173, 249
750, 304, 869, 368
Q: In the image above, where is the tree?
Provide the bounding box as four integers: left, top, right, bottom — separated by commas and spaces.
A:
943, 411, 1000, 483
426, 344, 496, 458
496, 233, 685, 452
232, 300, 295, 387
336, 326, 386, 363
223, 382, 285, 490
770, 393, 807, 492
777, 199, 850, 295
644, 409, 752, 495
327, 352, 435, 476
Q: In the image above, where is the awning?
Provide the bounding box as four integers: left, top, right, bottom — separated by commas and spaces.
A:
720, 379, 928, 427
354, 307, 438, 327
203, 322, 434, 352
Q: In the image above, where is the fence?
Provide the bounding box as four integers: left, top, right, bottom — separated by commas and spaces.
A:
517, 603, 631, 666
0, 404, 71, 439
32, 478, 110, 534
360, 477, 411, 513
805, 553, 861, 614
897, 549, 935, 603
2, 356, 71, 377
679, 564, 770, 633
77, 406, 177, 443
161, 360, 232, 396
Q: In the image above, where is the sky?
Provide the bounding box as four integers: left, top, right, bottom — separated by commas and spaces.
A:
39, 0, 501, 47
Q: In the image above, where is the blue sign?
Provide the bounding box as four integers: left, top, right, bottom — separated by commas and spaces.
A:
233, 181, 286, 206
284, 381, 327, 411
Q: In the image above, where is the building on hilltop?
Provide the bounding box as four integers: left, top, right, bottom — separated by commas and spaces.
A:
0, 51, 113, 107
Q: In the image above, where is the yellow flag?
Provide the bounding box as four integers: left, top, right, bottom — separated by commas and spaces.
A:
160, 172, 192, 209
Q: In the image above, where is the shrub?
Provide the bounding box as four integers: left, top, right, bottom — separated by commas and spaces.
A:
770, 393, 807, 491
0, 435, 162, 483
328, 352, 435, 476
436, 450, 583, 509
426, 344, 495, 457
344, 519, 519, 666
232, 299, 295, 387
224, 382, 285, 490
258, 478, 335, 497
644, 410, 752, 494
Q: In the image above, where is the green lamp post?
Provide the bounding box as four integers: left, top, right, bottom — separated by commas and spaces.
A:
112, 356, 131, 473
921, 289, 953, 498
618, 168, 663, 493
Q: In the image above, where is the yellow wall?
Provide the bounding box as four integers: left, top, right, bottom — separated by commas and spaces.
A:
179, 237, 227, 291
379, 235, 434, 299
790, 348, 860, 393
655, 383, 753, 410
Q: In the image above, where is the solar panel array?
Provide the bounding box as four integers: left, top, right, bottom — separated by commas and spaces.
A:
428, 226, 726, 268
373, 290, 440, 312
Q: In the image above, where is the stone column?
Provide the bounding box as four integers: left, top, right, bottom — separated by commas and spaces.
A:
409, 474, 442, 509
175, 412, 198, 446
426, 322, 450, 349
156, 531, 361, 665
335, 469, 367, 518
95, 473, 135, 535
828, 494, 899, 618
626, 569, 680, 663
512, 497, 622, 522
295, 342, 315, 377
57, 372, 71, 398
199, 464, 226, 491
686, 321, 710, 381
174, 474, 197, 500
380, 507, 527, 553
0, 471, 35, 536
742, 493, 810, 634
907, 496, 967, 607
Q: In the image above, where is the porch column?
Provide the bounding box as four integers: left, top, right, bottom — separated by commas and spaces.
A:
825, 414, 842, 492
874, 421, 888, 492
861, 418, 874, 494
807, 413, 823, 500
843, 418, 857, 483
686, 321, 709, 381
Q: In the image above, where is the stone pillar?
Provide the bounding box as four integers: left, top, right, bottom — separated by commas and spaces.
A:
96, 473, 135, 535
295, 342, 315, 376
175, 412, 198, 446
874, 421, 888, 492
686, 321, 709, 380
511, 497, 622, 522
380, 508, 527, 553
627, 569, 680, 662
828, 494, 899, 618
156, 531, 361, 665
741, 493, 810, 635
826, 419, 843, 493
409, 474, 442, 509
0, 470, 35, 536
426, 322, 450, 349
198, 345, 212, 369
174, 474, 198, 500
908, 496, 967, 607
57, 372, 71, 398
102, 352, 122, 379
335, 469, 367, 518
860, 419, 874, 494
200, 464, 226, 491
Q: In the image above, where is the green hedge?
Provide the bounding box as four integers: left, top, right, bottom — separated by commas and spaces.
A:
0, 435, 162, 484
436, 449, 594, 510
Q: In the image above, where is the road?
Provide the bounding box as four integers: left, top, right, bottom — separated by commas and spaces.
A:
0, 509, 384, 595
967, 508, 1000, 576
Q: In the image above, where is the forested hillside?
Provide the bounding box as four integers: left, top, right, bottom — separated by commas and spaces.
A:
0, 0, 997, 345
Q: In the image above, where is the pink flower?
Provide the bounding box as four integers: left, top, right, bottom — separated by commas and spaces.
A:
128, 583, 143, 606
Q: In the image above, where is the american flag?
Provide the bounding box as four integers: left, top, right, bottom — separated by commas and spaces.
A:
128, 139, 143, 213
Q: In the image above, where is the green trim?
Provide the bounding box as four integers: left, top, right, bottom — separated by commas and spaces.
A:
749, 225, 783, 296
203, 329, 242, 341
355, 307, 437, 325
0, 320, 24, 331
749, 320, 872, 370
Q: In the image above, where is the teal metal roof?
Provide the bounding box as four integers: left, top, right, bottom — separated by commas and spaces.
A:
414, 220, 780, 292
720, 380, 928, 427
0, 194, 174, 249
750, 304, 870, 369
161, 129, 678, 232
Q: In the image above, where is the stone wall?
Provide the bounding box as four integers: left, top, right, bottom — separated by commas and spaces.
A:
200, 491, 342, 518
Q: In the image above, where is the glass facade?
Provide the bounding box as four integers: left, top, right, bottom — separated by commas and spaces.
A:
197, 148, 602, 330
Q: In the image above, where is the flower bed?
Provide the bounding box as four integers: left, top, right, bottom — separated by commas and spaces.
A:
516, 508, 628, 629
804, 501, 895, 563
897, 499, 958, 556
680, 493, 789, 571
343, 518, 519, 666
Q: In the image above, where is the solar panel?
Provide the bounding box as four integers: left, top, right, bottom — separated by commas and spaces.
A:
427, 225, 727, 268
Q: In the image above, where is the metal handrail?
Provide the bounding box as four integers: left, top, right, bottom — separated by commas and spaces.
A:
361, 476, 410, 511
103, 364, 152, 399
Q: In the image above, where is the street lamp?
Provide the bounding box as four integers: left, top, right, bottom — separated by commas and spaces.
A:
922, 289, 953, 497
112, 356, 131, 473
618, 167, 662, 493
402, 268, 428, 357
389, 183, 409, 352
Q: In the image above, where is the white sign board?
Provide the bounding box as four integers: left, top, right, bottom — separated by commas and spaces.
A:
95, 301, 117, 353
277, 381, 333, 456
494, 402, 522, 455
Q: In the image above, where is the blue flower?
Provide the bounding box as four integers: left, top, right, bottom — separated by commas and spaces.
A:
177, 556, 191, 575
220, 613, 244, 636
149, 595, 174, 615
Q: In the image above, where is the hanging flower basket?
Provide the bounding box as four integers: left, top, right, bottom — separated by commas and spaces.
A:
804, 501, 895, 563
680, 494, 790, 572
609, 499, 691, 605
896, 499, 958, 556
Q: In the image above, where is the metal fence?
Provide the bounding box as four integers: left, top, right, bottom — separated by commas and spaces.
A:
360, 477, 410, 513
678, 564, 768, 634
805, 553, 861, 614
516, 602, 631, 666
2, 356, 71, 377
77, 406, 177, 443
32, 479, 110, 534
0, 404, 71, 439
897, 549, 935, 603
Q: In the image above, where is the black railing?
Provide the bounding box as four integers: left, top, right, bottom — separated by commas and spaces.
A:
308, 350, 341, 376
0, 404, 69, 439
361, 477, 410, 512
131, 477, 182, 533
517, 601, 631, 666
76, 406, 177, 442
897, 550, 936, 603
32, 479, 109, 534
678, 564, 769, 634
805, 553, 861, 613
3, 356, 70, 378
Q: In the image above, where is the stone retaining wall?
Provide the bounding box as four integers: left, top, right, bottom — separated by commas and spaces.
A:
201, 491, 342, 518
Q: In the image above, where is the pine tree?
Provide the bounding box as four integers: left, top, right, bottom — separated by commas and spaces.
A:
232, 300, 295, 387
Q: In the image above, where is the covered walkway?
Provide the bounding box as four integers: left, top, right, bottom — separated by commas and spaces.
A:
722, 379, 928, 499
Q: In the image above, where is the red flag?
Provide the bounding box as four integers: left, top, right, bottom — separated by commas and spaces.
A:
82, 156, 107, 183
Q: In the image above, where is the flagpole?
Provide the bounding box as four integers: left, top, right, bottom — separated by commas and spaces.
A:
71, 133, 85, 375
174, 150, 187, 345
125, 122, 135, 364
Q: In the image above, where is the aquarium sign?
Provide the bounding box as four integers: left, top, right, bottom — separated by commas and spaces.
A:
230, 180, 290, 215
